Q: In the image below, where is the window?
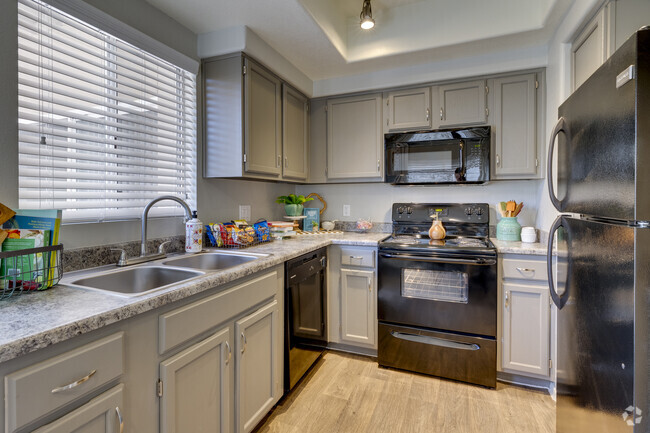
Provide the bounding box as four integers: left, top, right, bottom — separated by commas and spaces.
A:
17, 0, 197, 222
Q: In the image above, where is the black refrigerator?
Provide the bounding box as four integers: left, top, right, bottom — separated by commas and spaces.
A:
547, 28, 650, 433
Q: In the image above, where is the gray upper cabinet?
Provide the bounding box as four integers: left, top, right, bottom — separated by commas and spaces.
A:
326, 93, 383, 180
203, 53, 307, 182
159, 328, 231, 433
282, 85, 309, 180
438, 80, 487, 127
571, 2, 614, 91
384, 87, 432, 132
244, 59, 282, 176
488, 73, 539, 179
32, 385, 124, 433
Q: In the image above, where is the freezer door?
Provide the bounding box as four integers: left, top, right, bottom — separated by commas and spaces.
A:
548, 216, 637, 433
548, 32, 640, 220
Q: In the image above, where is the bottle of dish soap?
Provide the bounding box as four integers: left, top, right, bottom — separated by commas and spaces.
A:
428, 213, 446, 240
185, 210, 203, 253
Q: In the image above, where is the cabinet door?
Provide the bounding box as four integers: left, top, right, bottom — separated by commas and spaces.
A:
33, 385, 124, 433
340, 269, 376, 347
385, 87, 431, 131
327, 94, 383, 180
572, 4, 613, 91
502, 282, 550, 377
235, 300, 280, 433
159, 328, 231, 433
244, 58, 282, 176
438, 80, 486, 126
282, 84, 309, 180
490, 74, 538, 178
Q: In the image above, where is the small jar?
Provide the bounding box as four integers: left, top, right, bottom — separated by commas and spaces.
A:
497, 217, 522, 241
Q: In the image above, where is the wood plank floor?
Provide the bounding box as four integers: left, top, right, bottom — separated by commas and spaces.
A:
254, 351, 555, 433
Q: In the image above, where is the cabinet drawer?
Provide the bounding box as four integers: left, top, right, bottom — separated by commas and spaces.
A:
340, 247, 375, 267
5, 333, 124, 433
159, 270, 278, 354
502, 258, 547, 281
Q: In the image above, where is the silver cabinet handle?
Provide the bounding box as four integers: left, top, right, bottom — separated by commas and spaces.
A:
277, 155, 281, 167
240, 332, 247, 354
440, 107, 444, 120
426, 108, 430, 121
516, 267, 535, 272
505, 291, 509, 309
496, 154, 500, 166
377, 160, 380, 173
225, 340, 231, 365
115, 406, 124, 433
51, 369, 96, 394
285, 156, 288, 168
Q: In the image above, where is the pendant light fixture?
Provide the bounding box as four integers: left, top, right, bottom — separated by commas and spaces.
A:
360, 0, 375, 30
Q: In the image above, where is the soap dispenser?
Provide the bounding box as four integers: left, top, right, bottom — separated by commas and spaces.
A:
428, 212, 446, 240
185, 210, 203, 253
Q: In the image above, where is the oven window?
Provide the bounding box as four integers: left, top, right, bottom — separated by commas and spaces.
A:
401, 268, 468, 303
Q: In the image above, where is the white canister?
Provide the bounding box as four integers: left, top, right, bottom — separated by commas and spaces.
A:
185, 211, 203, 253
520, 226, 537, 243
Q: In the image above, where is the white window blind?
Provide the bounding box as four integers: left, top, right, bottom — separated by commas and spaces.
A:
17, 0, 197, 222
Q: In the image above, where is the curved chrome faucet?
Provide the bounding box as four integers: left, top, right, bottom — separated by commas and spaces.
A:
141, 196, 192, 256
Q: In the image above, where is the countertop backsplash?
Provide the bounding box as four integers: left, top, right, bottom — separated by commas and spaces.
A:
62, 235, 185, 273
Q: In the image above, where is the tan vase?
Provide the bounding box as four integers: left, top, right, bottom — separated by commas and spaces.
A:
428, 214, 446, 240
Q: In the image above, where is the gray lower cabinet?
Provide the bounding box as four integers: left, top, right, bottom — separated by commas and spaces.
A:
326, 93, 383, 180
384, 86, 433, 132
438, 80, 487, 127
488, 73, 541, 179
159, 328, 231, 433
32, 385, 124, 433
328, 246, 378, 352
235, 300, 280, 433
340, 269, 376, 347
499, 255, 551, 379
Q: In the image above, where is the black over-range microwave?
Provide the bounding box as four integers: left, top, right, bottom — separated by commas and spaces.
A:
384, 126, 490, 185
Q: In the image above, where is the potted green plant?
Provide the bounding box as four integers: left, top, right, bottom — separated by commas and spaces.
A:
276, 194, 314, 216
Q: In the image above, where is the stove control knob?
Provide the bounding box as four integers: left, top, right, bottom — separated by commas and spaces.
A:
407, 207, 413, 215
397, 206, 404, 214
465, 208, 472, 215
475, 208, 483, 216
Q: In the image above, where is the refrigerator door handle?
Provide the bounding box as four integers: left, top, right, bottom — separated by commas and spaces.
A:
548, 215, 569, 309
547, 117, 567, 211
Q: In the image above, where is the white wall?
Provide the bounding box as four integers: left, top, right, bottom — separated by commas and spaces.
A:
296, 180, 543, 229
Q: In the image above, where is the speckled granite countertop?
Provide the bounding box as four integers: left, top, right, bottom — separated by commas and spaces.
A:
0, 232, 389, 363
491, 238, 548, 256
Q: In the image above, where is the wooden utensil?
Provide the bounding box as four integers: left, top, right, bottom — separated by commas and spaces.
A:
498, 202, 507, 217
513, 202, 524, 217
0, 202, 15, 226
506, 201, 516, 217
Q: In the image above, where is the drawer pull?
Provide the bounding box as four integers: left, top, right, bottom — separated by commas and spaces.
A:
516, 267, 535, 272
349, 256, 363, 260
116, 406, 124, 433
51, 369, 96, 394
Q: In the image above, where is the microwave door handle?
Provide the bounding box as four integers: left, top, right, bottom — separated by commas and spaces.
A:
455, 140, 466, 181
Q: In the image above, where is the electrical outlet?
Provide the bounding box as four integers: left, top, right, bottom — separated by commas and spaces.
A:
239, 205, 251, 221
343, 204, 351, 217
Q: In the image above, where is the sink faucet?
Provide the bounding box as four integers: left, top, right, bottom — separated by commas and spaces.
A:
141, 195, 192, 256
112, 195, 193, 267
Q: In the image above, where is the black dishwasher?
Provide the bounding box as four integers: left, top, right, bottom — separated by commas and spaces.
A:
284, 248, 327, 392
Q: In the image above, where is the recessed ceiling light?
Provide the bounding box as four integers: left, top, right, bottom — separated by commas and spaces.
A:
360, 0, 375, 30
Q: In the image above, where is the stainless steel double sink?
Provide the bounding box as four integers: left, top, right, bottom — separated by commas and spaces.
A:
67, 251, 268, 297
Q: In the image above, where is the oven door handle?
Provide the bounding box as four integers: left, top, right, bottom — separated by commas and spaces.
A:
379, 253, 496, 266
390, 330, 480, 351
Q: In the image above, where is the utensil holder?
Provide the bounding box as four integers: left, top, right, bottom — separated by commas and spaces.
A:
497, 217, 522, 241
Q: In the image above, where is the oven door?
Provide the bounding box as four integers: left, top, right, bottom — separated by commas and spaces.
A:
378, 250, 497, 337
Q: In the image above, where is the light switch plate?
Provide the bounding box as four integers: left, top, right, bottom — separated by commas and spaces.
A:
343, 204, 351, 217
239, 205, 251, 221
